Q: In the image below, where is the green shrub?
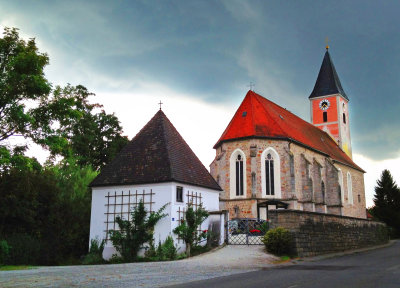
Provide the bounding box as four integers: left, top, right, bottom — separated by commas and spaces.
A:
108, 254, 124, 264
109, 201, 167, 262
0, 240, 10, 265
160, 236, 177, 260
262, 227, 292, 255
5, 233, 41, 265
81, 238, 106, 265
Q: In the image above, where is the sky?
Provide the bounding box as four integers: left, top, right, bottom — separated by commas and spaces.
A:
1, 0, 399, 207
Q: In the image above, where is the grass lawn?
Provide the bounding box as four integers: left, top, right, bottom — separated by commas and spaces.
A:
0, 265, 36, 271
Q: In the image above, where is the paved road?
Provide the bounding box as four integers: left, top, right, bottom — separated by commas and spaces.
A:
0, 246, 276, 288
168, 241, 400, 288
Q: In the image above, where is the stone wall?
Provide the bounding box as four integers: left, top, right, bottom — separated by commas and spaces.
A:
269, 210, 388, 257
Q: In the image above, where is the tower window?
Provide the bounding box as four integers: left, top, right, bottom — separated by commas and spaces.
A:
343, 113, 346, 124
236, 154, 244, 196
265, 153, 275, 195
323, 111, 328, 122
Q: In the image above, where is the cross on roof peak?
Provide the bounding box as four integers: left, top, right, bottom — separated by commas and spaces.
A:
158, 100, 163, 110
248, 82, 255, 91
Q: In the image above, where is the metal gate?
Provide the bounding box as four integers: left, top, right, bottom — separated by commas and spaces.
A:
226, 218, 268, 245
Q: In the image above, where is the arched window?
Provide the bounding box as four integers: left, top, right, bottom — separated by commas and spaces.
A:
347, 172, 353, 205
338, 169, 344, 204
261, 148, 281, 198
230, 149, 246, 198
321, 181, 325, 203
265, 153, 275, 195
236, 154, 244, 196
343, 113, 346, 124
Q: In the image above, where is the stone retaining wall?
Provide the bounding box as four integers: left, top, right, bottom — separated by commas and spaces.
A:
269, 210, 388, 257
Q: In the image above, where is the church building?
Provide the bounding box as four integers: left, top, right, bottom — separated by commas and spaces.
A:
210, 48, 366, 219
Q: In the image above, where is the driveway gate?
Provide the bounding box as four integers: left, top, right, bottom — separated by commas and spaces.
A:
226, 218, 268, 245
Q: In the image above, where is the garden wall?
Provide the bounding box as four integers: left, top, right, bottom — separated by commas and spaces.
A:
268, 209, 389, 257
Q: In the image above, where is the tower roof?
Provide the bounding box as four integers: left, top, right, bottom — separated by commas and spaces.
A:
309, 50, 349, 100
215, 90, 363, 172
90, 110, 222, 190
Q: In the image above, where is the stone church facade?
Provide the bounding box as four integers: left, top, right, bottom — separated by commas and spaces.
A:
210, 48, 366, 219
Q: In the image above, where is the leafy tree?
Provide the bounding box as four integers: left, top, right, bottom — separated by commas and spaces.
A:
0, 27, 51, 142
371, 169, 400, 238
0, 145, 41, 174
173, 204, 208, 257
32, 84, 128, 170
109, 201, 168, 262
42, 158, 98, 263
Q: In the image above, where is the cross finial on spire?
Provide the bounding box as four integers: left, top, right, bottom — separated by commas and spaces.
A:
325, 37, 330, 50
248, 82, 255, 91
158, 100, 163, 110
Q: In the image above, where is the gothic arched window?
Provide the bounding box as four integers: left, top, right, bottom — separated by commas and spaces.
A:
261, 148, 281, 198
265, 153, 275, 195
347, 172, 353, 205
230, 149, 246, 198
321, 181, 325, 203
236, 154, 244, 196
338, 169, 344, 204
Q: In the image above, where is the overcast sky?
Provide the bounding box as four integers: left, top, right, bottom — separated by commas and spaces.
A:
1, 0, 399, 207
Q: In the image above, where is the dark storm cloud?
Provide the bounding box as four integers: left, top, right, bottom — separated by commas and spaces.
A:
0, 0, 399, 160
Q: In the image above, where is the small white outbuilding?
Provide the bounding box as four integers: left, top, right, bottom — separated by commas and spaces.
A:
89, 109, 222, 259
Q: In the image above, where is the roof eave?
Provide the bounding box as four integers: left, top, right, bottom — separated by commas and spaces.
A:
90, 178, 223, 191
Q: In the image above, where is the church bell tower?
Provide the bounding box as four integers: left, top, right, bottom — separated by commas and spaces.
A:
309, 46, 352, 159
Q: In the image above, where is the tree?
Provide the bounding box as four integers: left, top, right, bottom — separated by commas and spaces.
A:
32, 84, 128, 170
0, 27, 51, 142
371, 169, 400, 237
173, 204, 209, 257
109, 201, 168, 261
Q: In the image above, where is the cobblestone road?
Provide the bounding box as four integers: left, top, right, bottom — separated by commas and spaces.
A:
0, 246, 277, 288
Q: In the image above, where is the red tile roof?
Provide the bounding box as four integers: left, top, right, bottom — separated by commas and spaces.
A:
214, 90, 364, 172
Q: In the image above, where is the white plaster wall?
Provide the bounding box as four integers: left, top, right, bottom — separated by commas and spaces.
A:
169, 182, 220, 252
90, 182, 220, 259
90, 183, 173, 260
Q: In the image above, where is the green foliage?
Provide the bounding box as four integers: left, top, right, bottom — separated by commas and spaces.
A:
158, 236, 178, 261
0, 27, 51, 143
82, 238, 106, 265
109, 201, 168, 262
371, 169, 400, 238
0, 240, 9, 265
145, 236, 178, 261
173, 204, 209, 257
0, 156, 97, 265
108, 254, 124, 264
0, 26, 128, 265
5, 233, 41, 265
262, 227, 292, 256
260, 221, 270, 233
32, 84, 128, 170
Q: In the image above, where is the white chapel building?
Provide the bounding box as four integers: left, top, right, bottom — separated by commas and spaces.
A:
89, 109, 222, 259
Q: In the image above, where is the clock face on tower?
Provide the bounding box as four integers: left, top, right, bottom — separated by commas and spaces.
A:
319, 99, 330, 111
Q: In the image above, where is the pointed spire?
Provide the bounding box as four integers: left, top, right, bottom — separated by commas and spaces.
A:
309, 49, 349, 100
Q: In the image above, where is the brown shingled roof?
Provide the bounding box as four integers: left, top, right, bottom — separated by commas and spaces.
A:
90, 110, 222, 190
